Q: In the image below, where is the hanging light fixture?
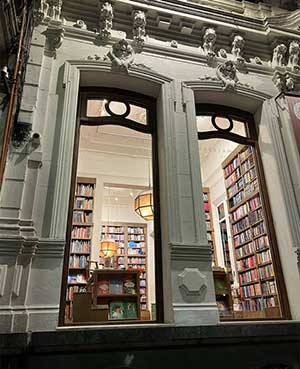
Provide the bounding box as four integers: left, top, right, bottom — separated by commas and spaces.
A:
100, 187, 116, 269
134, 158, 154, 221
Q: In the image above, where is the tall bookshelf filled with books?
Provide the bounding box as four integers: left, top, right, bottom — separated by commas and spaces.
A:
202, 187, 217, 266
222, 145, 280, 318
100, 222, 148, 313
66, 177, 96, 321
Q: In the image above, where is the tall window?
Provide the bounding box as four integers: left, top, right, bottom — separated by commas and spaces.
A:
59, 89, 163, 326
197, 104, 290, 320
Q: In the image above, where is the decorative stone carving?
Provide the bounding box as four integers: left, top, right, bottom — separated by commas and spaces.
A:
170, 40, 178, 48
105, 39, 135, 72
132, 10, 146, 51
272, 43, 287, 67
98, 1, 113, 42
44, 26, 64, 55
216, 60, 238, 90
254, 56, 263, 64
73, 19, 87, 30
272, 69, 300, 92
203, 28, 216, 55
178, 268, 207, 298
218, 48, 227, 58
46, 0, 62, 22
232, 34, 245, 58
288, 40, 300, 71
33, 0, 49, 25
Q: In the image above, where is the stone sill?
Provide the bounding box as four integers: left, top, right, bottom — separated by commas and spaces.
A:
2, 321, 300, 356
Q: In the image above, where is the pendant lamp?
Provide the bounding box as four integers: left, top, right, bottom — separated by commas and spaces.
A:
134, 159, 154, 221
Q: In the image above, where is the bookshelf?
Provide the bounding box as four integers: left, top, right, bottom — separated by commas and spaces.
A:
100, 222, 148, 313
202, 187, 217, 266
66, 177, 96, 321
222, 145, 280, 319
213, 267, 233, 318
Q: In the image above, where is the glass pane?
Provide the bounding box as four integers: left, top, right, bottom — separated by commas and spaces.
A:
86, 100, 148, 125
196, 115, 247, 137
86, 99, 108, 117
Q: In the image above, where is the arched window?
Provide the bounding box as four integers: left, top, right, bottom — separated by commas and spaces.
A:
59, 88, 163, 326
196, 104, 290, 320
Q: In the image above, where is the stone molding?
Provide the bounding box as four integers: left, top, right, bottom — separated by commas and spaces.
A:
178, 268, 207, 299
171, 243, 212, 261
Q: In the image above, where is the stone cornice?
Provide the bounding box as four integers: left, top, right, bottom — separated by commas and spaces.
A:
170, 243, 212, 261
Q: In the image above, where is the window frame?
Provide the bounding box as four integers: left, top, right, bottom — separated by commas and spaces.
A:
196, 103, 291, 321
58, 87, 164, 326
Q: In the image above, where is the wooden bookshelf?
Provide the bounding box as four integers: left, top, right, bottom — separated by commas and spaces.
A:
222, 145, 281, 319
65, 177, 96, 322
202, 187, 217, 266
100, 222, 148, 313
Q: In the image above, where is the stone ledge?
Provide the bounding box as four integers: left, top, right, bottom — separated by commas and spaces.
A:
1, 322, 300, 355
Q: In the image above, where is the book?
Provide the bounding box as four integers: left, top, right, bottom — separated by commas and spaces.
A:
123, 277, 136, 294
125, 302, 137, 319
109, 301, 126, 320
109, 279, 123, 294
97, 280, 109, 295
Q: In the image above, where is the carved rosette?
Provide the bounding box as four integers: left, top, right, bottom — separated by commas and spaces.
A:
216, 60, 239, 91
104, 39, 135, 73
98, 1, 113, 42
132, 10, 146, 51
178, 268, 207, 299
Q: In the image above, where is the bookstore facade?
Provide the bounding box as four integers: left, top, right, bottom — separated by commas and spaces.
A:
1, 0, 300, 333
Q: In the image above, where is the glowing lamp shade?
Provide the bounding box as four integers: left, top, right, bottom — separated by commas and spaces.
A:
134, 190, 154, 221
100, 238, 117, 258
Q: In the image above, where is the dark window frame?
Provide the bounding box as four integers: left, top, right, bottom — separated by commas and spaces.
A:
196, 103, 291, 321
58, 87, 164, 326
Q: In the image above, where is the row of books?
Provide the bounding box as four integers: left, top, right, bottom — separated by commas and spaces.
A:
259, 264, 274, 279
224, 157, 240, 177
71, 227, 91, 239
242, 298, 264, 312
74, 198, 93, 210
240, 283, 262, 298
69, 255, 89, 268
244, 179, 259, 198
66, 285, 86, 301
236, 241, 255, 259
231, 203, 249, 222
97, 277, 136, 295
227, 178, 244, 199
241, 154, 254, 173
70, 240, 90, 254
239, 269, 258, 285
257, 249, 271, 264
249, 196, 261, 211
102, 226, 124, 233
233, 228, 252, 247
228, 190, 244, 208
76, 184, 94, 197
101, 233, 125, 241
225, 167, 241, 188
128, 257, 146, 264
128, 227, 144, 234
68, 274, 87, 284
128, 235, 145, 241
254, 235, 269, 251
128, 248, 146, 255
252, 222, 266, 238
237, 255, 257, 271
239, 146, 253, 162
232, 216, 249, 235
243, 167, 257, 185
72, 211, 93, 224
262, 280, 277, 295
248, 208, 263, 225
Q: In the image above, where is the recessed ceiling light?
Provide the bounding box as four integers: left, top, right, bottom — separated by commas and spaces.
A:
115, 197, 118, 201
129, 192, 133, 197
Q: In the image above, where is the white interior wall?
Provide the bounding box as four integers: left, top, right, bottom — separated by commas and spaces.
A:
199, 139, 238, 275
76, 148, 156, 312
